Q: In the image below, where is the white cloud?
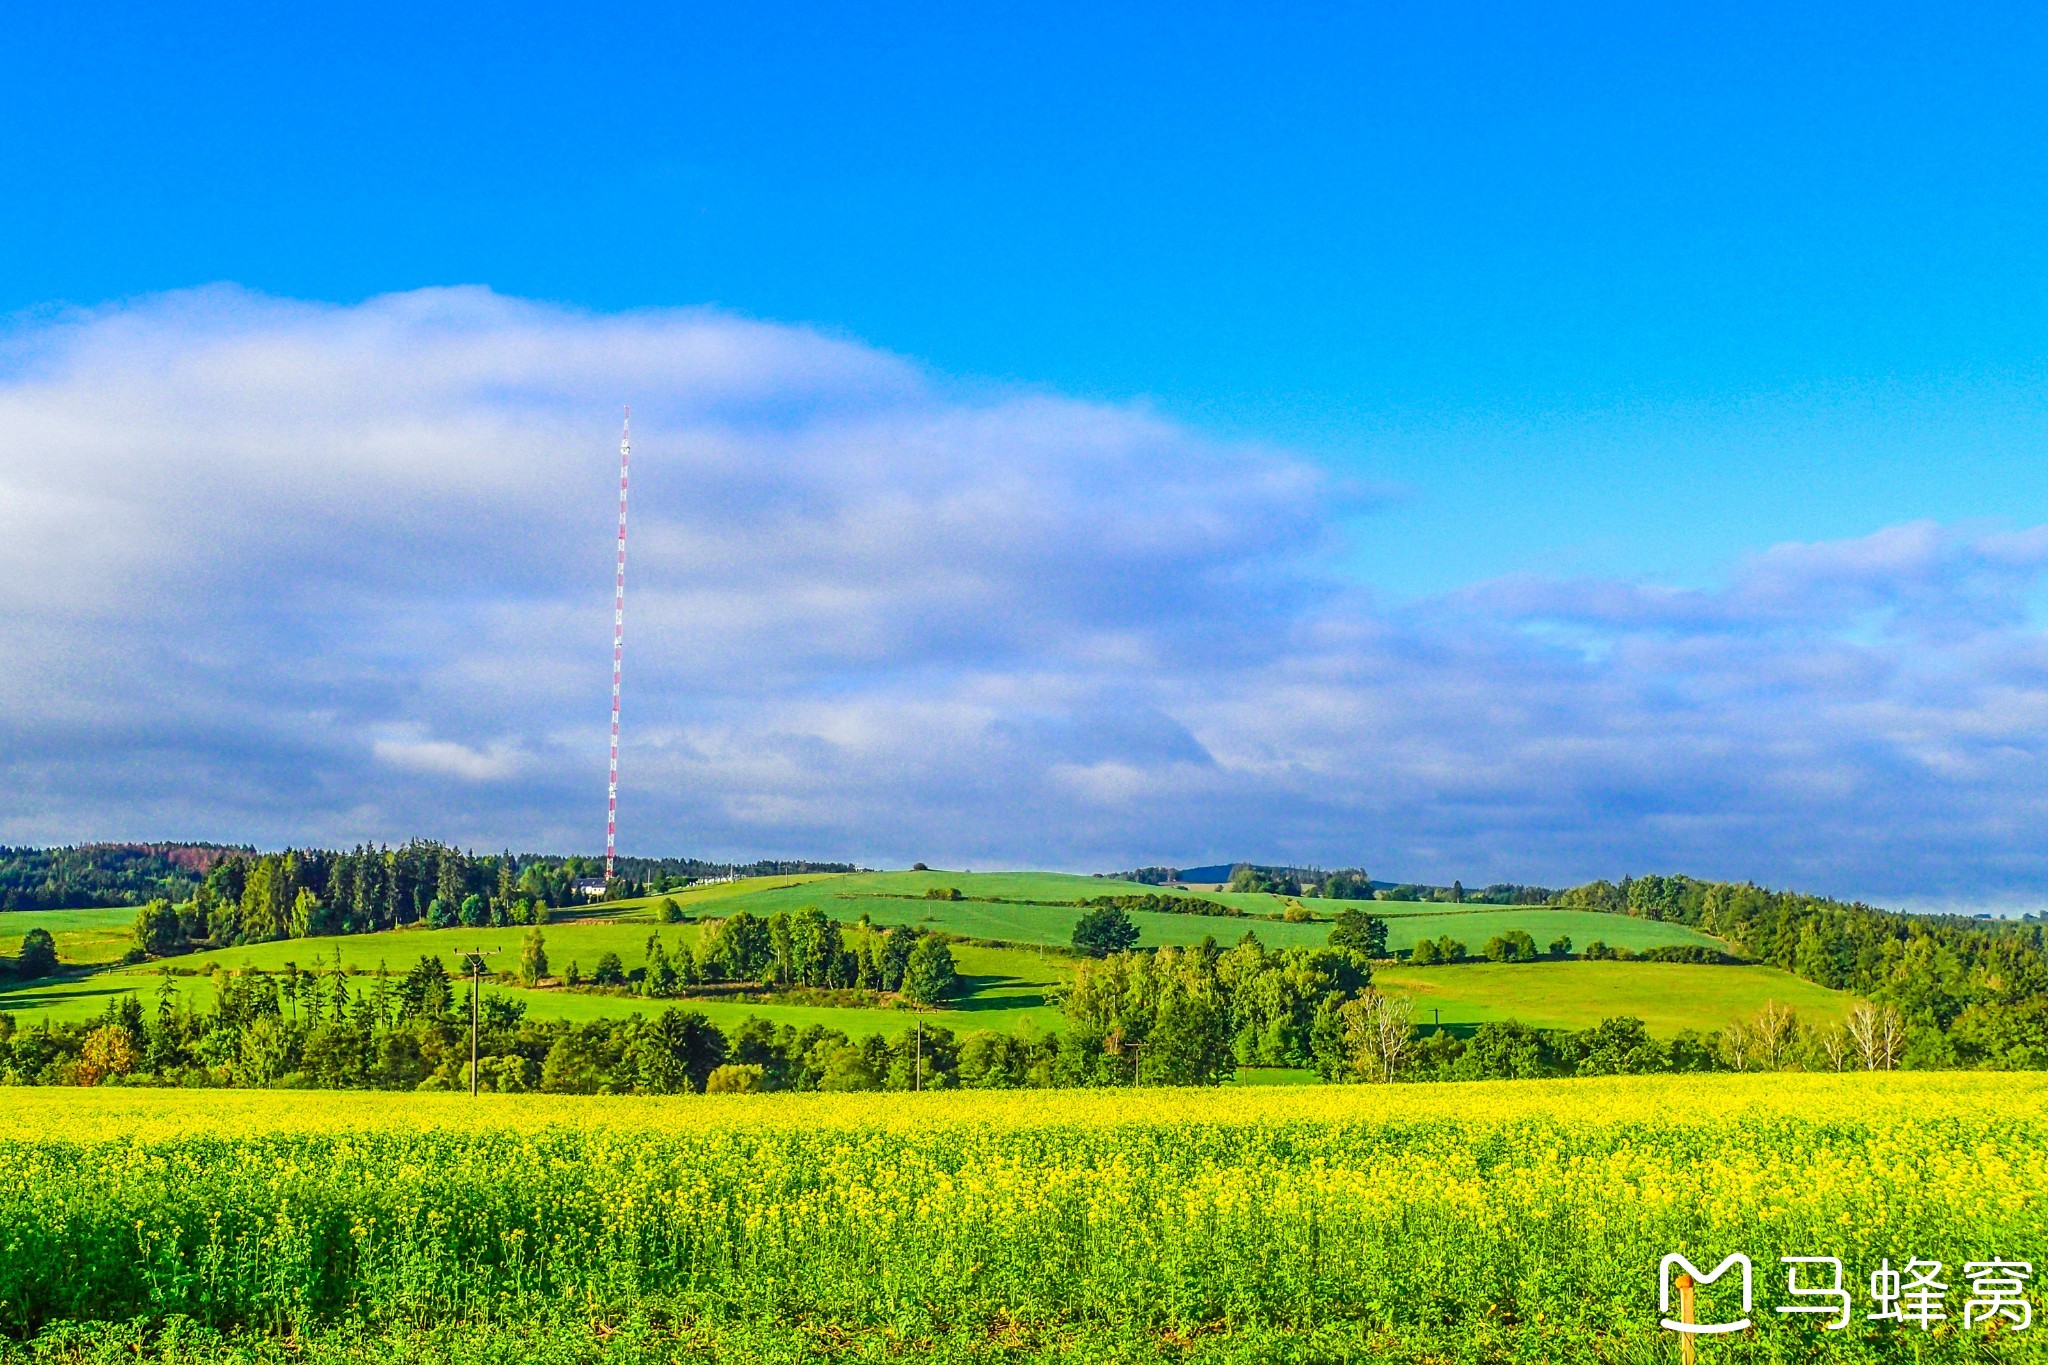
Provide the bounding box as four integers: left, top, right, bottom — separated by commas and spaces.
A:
5, 286, 2048, 908
371, 735, 530, 783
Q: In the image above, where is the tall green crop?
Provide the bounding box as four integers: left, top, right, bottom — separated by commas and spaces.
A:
0, 1075, 2043, 1362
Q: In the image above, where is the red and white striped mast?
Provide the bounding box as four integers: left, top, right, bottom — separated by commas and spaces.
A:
605, 408, 631, 882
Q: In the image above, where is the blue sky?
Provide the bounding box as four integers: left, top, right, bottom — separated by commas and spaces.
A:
6, 4, 2048, 903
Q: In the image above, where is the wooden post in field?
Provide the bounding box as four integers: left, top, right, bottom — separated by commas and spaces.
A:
1676, 1273, 1695, 1365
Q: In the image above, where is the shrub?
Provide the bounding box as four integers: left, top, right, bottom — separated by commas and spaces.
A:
1081, 894, 1237, 917
656, 897, 684, 923
1565, 1015, 1665, 1075
704, 1063, 764, 1093
1482, 930, 1538, 963
1636, 944, 1731, 965
924, 887, 964, 901
1416, 936, 1467, 965
1454, 1021, 1553, 1079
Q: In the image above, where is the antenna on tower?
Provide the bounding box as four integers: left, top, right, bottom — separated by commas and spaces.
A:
605, 407, 631, 882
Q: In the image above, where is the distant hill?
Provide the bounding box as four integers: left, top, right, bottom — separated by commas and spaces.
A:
0, 843, 248, 911
1113, 863, 1336, 886
1176, 864, 1235, 884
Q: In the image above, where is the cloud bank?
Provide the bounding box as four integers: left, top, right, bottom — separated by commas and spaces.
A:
4, 287, 2046, 908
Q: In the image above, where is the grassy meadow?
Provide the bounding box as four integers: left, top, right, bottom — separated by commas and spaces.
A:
1374, 959, 1856, 1033
1, 868, 1837, 1042
0, 905, 136, 964
0, 1074, 2040, 1362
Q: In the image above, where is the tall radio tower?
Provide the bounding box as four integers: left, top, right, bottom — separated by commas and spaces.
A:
605, 408, 631, 881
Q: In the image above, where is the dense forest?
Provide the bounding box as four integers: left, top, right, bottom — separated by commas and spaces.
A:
0, 844, 245, 911
1554, 874, 2048, 1067
6, 841, 856, 941
0, 843, 854, 915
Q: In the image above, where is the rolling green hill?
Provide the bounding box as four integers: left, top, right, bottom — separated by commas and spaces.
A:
0, 938, 1069, 1036
674, 871, 1718, 957
0, 868, 1843, 1042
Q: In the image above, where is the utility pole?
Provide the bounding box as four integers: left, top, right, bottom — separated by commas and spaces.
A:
461, 948, 502, 1095
914, 1018, 923, 1092
1129, 1039, 1145, 1087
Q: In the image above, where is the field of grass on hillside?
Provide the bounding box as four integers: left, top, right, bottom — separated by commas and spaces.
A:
0, 887, 1072, 1035
1375, 959, 1856, 1034
690, 870, 1720, 953
0, 905, 137, 964
1, 869, 1812, 1039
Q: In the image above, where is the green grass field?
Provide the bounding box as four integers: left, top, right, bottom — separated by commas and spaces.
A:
0, 901, 1070, 1036
0, 869, 1825, 1042
1376, 906, 1717, 953
695, 870, 1337, 951
1375, 959, 1856, 1034
686, 870, 1717, 955
0, 905, 138, 965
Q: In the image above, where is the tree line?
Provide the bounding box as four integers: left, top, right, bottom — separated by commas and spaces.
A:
0, 931, 1943, 1092
568, 911, 960, 1006
1556, 874, 2048, 1068
117, 843, 843, 953
0, 843, 244, 911
0, 842, 854, 917
0, 925, 1373, 1090
0, 908, 2033, 1090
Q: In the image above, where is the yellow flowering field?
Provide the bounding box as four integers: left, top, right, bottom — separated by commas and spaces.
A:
0, 1074, 2043, 1363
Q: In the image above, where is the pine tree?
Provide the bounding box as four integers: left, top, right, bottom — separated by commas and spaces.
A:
521, 928, 549, 986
